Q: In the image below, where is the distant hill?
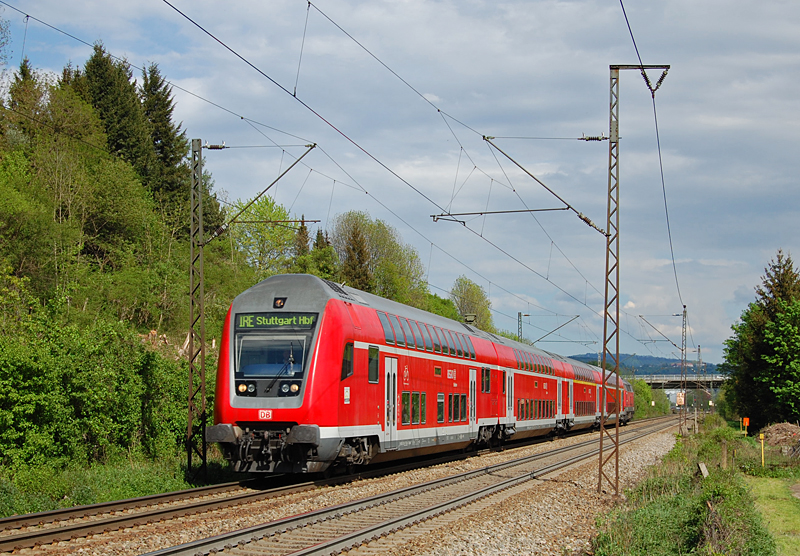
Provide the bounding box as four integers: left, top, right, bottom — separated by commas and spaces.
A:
568, 353, 718, 376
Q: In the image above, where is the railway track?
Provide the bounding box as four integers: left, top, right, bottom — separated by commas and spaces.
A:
0, 416, 675, 554
145, 417, 676, 556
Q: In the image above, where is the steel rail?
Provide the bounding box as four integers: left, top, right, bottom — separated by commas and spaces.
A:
145, 417, 676, 556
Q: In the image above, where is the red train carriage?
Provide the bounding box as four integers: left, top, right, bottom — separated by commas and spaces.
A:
207, 274, 633, 473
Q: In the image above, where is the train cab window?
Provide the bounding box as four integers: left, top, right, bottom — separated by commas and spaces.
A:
464, 335, 476, 359
400, 318, 416, 348
388, 314, 406, 346
460, 394, 467, 421
419, 323, 434, 351
434, 366, 442, 377
437, 393, 445, 423
411, 321, 425, 350
377, 312, 395, 345
421, 392, 427, 424
412, 392, 420, 424
401, 392, 411, 425
368, 346, 380, 383
341, 342, 354, 380
430, 326, 442, 353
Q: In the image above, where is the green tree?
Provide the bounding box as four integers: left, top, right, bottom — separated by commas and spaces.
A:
229, 195, 294, 279
69, 44, 154, 187
338, 217, 373, 292
290, 216, 312, 273
140, 63, 189, 210
450, 275, 495, 332
309, 228, 338, 280
330, 211, 427, 304
722, 250, 800, 431
761, 298, 800, 421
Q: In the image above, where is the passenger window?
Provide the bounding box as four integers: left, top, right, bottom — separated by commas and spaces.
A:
400, 318, 416, 348
421, 392, 427, 424
437, 393, 445, 423
412, 392, 420, 424
437, 328, 449, 355
368, 346, 379, 383
401, 392, 411, 425
341, 342, 354, 380
452, 332, 464, 357
481, 368, 490, 393
448, 393, 454, 422
420, 323, 434, 351
502, 371, 506, 393
411, 321, 425, 350
445, 331, 457, 356
431, 326, 442, 353
377, 312, 395, 345
460, 393, 467, 421
388, 314, 406, 346
453, 394, 460, 422
463, 335, 476, 359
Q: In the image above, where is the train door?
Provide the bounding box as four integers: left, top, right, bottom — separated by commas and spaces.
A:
557, 380, 562, 416
568, 381, 574, 415
384, 356, 398, 449
507, 371, 514, 420
469, 368, 477, 436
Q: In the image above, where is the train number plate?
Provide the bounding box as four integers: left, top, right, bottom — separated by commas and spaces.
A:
258, 409, 273, 420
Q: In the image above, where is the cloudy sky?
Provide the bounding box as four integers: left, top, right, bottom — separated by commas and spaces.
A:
5, 0, 799, 364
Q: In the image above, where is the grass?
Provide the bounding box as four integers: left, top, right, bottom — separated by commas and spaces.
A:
590, 414, 778, 556
746, 476, 800, 556
0, 445, 241, 518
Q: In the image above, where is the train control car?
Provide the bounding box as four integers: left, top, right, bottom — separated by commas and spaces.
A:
206, 274, 634, 473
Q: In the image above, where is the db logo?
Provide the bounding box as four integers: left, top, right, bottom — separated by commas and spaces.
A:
258, 409, 273, 420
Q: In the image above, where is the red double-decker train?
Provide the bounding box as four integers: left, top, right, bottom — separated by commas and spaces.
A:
207, 274, 634, 473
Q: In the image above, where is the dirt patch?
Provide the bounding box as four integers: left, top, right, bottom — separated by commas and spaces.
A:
761, 422, 800, 447
791, 482, 800, 500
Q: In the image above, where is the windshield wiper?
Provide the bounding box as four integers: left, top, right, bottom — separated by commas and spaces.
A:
265, 343, 296, 393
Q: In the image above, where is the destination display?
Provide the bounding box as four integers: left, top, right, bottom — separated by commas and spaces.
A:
235, 312, 317, 330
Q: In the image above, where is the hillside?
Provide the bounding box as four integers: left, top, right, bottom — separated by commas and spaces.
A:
568, 353, 718, 375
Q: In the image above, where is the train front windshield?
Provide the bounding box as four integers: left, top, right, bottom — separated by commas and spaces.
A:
233, 312, 318, 380
235, 336, 308, 378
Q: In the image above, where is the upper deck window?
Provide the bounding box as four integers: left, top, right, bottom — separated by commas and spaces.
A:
452, 332, 464, 357
444, 330, 458, 356
410, 320, 425, 350
416, 321, 433, 351
463, 334, 476, 359
388, 314, 406, 346
429, 325, 442, 353
399, 318, 417, 349
377, 312, 395, 345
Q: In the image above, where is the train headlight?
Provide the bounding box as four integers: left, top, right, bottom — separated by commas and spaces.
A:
281, 383, 290, 393
247, 384, 256, 393
238, 383, 248, 393
290, 383, 300, 393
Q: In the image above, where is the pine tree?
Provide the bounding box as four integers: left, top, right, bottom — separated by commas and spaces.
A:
74, 44, 155, 187
290, 216, 312, 273
339, 220, 373, 292
140, 63, 189, 208
722, 250, 800, 430
310, 229, 338, 280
